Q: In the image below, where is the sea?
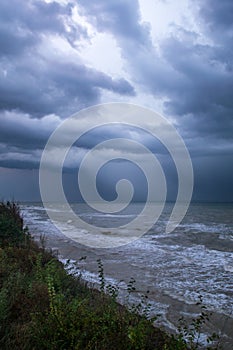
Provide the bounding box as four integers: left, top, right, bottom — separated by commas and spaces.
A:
20, 202, 233, 349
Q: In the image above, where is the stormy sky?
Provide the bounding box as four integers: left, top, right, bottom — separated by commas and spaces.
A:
0, 0, 232, 202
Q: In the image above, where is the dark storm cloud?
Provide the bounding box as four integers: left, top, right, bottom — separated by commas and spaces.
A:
78, 0, 151, 46
0, 25, 35, 56
0, 159, 39, 170
0, 0, 232, 202
0, 113, 142, 152
74, 0, 233, 202
0, 112, 59, 149
197, 0, 233, 73
0, 112, 154, 171
192, 154, 233, 202
0, 0, 75, 56
159, 8, 233, 141
198, 0, 233, 35
0, 112, 166, 162
48, 62, 135, 111
0, 58, 135, 116
0, 0, 135, 117
160, 33, 233, 139
79, 0, 233, 143
0, 112, 57, 170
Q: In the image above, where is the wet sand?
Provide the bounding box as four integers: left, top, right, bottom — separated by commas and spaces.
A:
32, 229, 233, 350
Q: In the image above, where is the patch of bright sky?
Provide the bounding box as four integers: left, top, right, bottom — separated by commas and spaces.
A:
43, 0, 68, 4
80, 33, 125, 78
71, 5, 94, 40
71, 5, 125, 78
139, 0, 197, 39
1, 69, 7, 78
44, 3, 126, 79
139, 0, 213, 46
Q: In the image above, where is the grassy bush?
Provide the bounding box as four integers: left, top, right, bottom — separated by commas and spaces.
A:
0, 202, 220, 349
0, 202, 25, 246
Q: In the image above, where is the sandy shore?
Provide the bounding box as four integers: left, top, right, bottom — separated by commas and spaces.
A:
29, 227, 233, 350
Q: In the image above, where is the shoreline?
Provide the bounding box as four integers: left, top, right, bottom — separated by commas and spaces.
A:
29, 220, 233, 350
0, 201, 177, 349
1, 201, 232, 349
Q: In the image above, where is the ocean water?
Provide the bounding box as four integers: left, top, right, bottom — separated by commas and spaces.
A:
20, 202, 233, 348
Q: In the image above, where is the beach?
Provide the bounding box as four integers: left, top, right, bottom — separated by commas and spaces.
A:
21, 202, 233, 349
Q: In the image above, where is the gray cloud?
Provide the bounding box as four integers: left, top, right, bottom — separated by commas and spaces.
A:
0, 112, 60, 149
74, 0, 233, 201
0, 0, 135, 117
0, 111, 168, 171
161, 35, 233, 135
78, 0, 233, 144
78, 0, 151, 46
0, 0, 232, 201
198, 0, 233, 35
0, 56, 135, 117
0, 0, 75, 57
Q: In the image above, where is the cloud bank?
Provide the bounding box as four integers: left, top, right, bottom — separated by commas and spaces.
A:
0, 0, 232, 201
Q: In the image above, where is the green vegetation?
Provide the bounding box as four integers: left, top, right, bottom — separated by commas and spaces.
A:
0, 202, 220, 349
